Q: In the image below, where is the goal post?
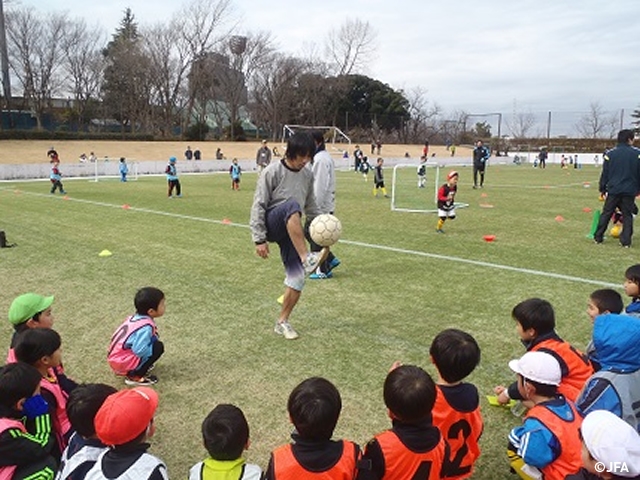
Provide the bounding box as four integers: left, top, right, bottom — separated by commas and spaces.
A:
90, 158, 139, 182
391, 163, 469, 214
281, 124, 351, 153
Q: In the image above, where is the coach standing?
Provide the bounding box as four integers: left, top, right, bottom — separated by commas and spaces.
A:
594, 129, 640, 248
256, 140, 272, 173
472, 140, 490, 188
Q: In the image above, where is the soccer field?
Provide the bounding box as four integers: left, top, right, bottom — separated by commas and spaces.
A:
0, 164, 630, 478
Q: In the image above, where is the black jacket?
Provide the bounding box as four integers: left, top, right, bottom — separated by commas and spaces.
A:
599, 143, 640, 196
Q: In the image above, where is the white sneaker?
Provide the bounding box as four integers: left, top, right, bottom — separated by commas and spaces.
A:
303, 248, 329, 274
274, 321, 299, 340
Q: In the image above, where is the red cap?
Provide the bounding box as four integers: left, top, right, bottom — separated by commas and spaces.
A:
447, 170, 459, 180
95, 387, 158, 446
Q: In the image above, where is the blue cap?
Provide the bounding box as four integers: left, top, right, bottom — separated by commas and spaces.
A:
169, 157, 177, 162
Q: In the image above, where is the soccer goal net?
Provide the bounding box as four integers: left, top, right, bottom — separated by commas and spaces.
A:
391, 163, 470, 214
90, 158, 139, 182
281, 125, 351, 153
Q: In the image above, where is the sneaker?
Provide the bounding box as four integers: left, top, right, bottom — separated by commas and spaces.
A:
277, 294, 284, 305
60, 191, 67, 194
328, 257, 341, 271
124, 374, 158, 386
274, 321, 299, 340
436, 228, 445, 234
309, 270, 333, 280
303, 248, 329, 274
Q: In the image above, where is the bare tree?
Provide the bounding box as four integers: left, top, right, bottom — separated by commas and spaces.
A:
179, 0, 235, 132
207, 30, 274, 139
142, 20, 191, 136
403, 86, 442, 143
250, 53, 309, 139
60, 18, 106, 128
6, 8, 67, 128
575, 101, 618, 139
506, 110, 536, 139
324, 18, 377, 76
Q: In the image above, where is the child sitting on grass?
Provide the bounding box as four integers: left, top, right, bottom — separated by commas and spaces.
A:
494, 298, 593, 405
58, 383, 118, 480
358, 365, 446, 479
507, 351, 583, 479
6, 292, 55, 363
107, 287, 166, 386
88, 387, 168, 479
0, 362, 57, 480
189, 404, 261, 480
585, 288, 623, 370
15, 328, 78, 460
576, 312, 640, 431
624, 264, 640, 317
430, 329, 483, 479
264, 377, 360, 480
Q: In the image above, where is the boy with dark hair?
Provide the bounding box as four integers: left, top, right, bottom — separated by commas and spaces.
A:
576, 312, 640, 431
507, 351, 583, 479
86, 387, 168, 480
6, 292, 55, 363
264, 377, 360, 480
373, 158, 389, 198
15, 328, 77, 459
50, 158, 67, 194
57, 383, 118, 480
189, 404, 261, 480
494, 298, 593, 404
107, 287, 165, 386
624, 264, 640, 317
357, 365, 446, 480
0, 362, 57, 480
250, 131, 328, 340
430, 329, 483, 479
436, 170, 458, 233
585, 288, 624, 370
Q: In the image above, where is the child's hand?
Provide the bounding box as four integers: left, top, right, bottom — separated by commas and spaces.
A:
493, 386, 510, 405
22, 394, 49, 419
389, 360, 402, 372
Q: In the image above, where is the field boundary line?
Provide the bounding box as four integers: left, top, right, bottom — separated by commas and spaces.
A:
2, 187, 616, 288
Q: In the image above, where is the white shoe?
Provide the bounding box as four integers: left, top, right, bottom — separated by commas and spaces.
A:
274, 321, 299, 340
303, 248, 329, 274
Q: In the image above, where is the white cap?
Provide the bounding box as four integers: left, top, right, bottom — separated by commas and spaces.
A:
508, 351, 561, 386
582, 410, 640, 477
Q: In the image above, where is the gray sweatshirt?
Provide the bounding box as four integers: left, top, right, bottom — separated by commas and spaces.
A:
250, 159, 320, 243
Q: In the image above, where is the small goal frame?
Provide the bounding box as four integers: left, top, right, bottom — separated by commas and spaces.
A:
281, 125, 351, 152
391, 163, 470, 214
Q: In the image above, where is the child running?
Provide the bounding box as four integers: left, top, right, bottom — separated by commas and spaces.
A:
436, 171, 458, 233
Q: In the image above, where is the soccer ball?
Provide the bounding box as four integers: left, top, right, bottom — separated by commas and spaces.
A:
309, 214, 342, 247
611, 224, 622, 238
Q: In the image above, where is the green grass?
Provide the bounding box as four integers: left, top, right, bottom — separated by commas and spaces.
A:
0, 165, 629, 478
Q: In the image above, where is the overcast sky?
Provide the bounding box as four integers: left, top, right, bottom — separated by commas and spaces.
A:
13, 0, 640, 120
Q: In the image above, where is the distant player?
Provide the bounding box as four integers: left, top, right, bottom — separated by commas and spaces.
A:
436, 171, 458, 233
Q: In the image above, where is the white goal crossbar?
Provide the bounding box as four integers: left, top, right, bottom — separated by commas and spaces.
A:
90, 159, 139, 182
281, 125, 351, 151
391, 163, 469, 214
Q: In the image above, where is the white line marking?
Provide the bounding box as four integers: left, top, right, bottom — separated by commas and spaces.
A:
2, 187, 617, 288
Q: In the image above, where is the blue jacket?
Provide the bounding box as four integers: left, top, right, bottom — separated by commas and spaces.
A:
577, 313, 640, 430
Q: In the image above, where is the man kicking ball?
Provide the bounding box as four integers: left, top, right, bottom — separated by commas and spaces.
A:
250, 132, 327, 340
